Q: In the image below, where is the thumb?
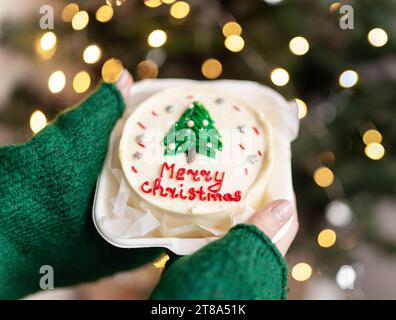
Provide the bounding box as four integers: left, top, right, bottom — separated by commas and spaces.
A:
115, 69, 133, 102
247, 199, 293, 239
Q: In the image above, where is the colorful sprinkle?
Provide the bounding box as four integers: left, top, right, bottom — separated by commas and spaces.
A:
258, 150, 262, 157
131, 166, 138, 173
133, 151, 143, 159
187, 95, 194, 99
138, 122, 146, 129
239, 143, 245, 150
233, 105, 240, 112
253, 127, 260, 135
152, 111, 158, 117
244, 168, 248, 175
138, 143, 146, 148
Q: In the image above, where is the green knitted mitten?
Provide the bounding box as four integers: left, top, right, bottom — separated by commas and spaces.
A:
0, 83, 162, 299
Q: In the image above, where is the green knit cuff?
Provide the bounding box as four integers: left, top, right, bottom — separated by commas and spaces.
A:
98, 82, 126, 116
228, 223, 289, 299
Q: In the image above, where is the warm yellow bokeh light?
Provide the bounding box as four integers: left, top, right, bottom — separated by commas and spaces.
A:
289, 36, 310, 56
144, 0, 162, 8
368, 28, 388, 47
339, 70, 359, 88
294, 98, 308, 119
270, 68, 290, 86
365, 142, 385, 160
30, 110, 47, 134
96, 5, 114, 23
224, 34, 245, 52
148, 29, 167, 48
201, 58, 222, 79
48, 71, 66, 93
73, 71, 91, 93
153, 254, 170, 268
162, 0, 176, 3
136, 59, 159, 79
72, 10, 89, 30
62, 3, 79, 22
40, 32, 57, 51
102, 58, 123, 83
170, 1, 190, 19
318, 229, 337, 248
83, 45, 102, 64
222, 21, 242, 37
292, 263, 312, 282
363, 129, 382, 145
313, 166, 334, 188
329, 2, 341, 12
35, 38, 56, 60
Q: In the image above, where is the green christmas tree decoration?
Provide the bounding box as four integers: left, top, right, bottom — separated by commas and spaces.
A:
163, 101, 222, 162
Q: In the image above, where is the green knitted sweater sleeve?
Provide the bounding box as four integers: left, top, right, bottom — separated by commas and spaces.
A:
150, 224, 288, 300
0, 83, 162, 299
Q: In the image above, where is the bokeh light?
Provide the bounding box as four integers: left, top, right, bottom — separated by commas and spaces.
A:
30, 110, 47, 134
48, 70, 66, 93
339, 70, 359, 88
170, 1, 190, 19
292, 263, 312, 282
318, 229, 337, 248
61, 3, 79, 22
201, 58, 222, 79
102, 58, 123, 83
336, 265, 356, 290
73, 71, 91, 93
96, 5, 114, 23
313, 166, 334, 188
40, 32, 57, 51
294, 98, 308, 119
368, 28, 388, 47
148, 29, 167, 48
325, 200, 352, 227
83, 45, 102, 64
365, 142, 385, 160
137, 59, 159, 79
144, 0, 162, 8
72, 10, 89, 31
289, 36, 309, 56
270, 68, 290, 86
363, 129, 382, 145
224, 35, 245, 52
222, 21, 242, 37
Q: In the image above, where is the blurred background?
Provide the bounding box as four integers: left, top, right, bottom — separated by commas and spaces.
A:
1, 0, 396, 299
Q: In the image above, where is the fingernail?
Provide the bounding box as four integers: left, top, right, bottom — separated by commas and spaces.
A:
117, 69, 129, 86
271, 200, 293, 222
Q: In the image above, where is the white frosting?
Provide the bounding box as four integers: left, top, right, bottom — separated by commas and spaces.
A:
119, 85, 272, 216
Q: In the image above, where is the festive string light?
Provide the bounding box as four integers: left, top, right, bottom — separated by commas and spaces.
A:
339, 70, 359, 88
153, 254, 170, 268
270, 68, 289, 86
224, 35, 245, 52
144, 0, 162, 8
336, 265, 356, 290
170, 1, 190, 19
73, 71, 91, 93
329, 2, 341, 12
48, 70, 66, 93
35, 37, 56, 60
83, 45, 102, 64
61, 3, 79, 22
72, 10, 89, 30
30, 110, 47, 134
294, 98, 308, 119
368, 28, 388, 47
106, 0, 125, 6
96, 5, 114, 23
162, 0, 176, 3
136, 59, 159, 79
201, 58, 222, 79
289, 36, 309, 56
40, 32, 57, 51
365, 142, 385, 160
319, 151, 335, 165
313, 166, 334, 188
222, 21, 242, 37
292, 262, 312, 282
363, 129, 382, 145
148, 29, 167, 47
317, 229, 337, 248
326, 200, 352, 227
102, 58, 123, 83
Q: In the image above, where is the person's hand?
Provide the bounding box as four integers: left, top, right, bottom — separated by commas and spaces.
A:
0, 69, 163, 299
247, 199, 298, 256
